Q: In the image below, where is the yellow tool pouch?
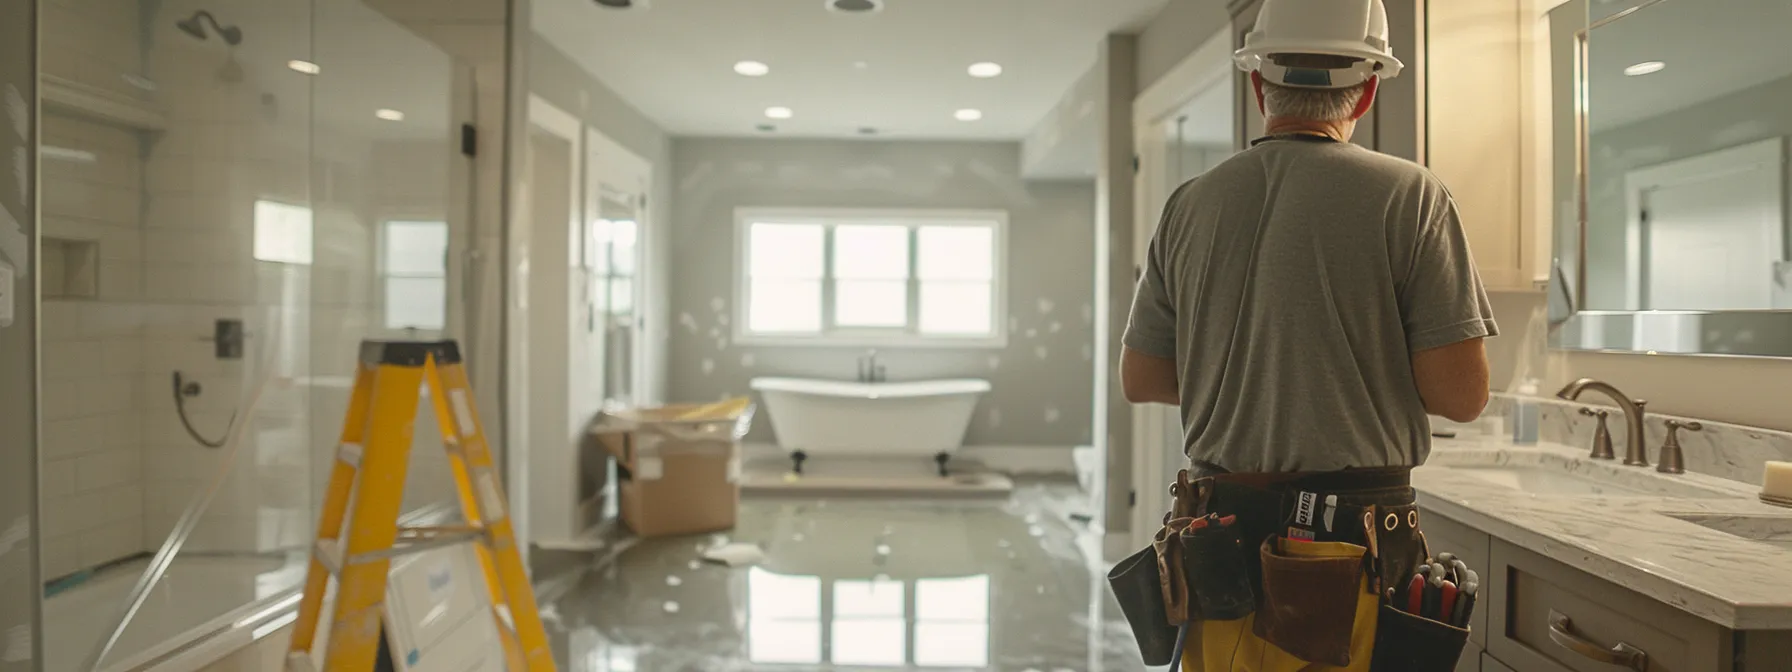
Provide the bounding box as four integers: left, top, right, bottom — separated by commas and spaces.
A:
1186, 539, 1380, 672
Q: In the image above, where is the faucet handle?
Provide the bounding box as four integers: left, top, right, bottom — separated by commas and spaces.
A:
1657, 419, 1702, 474
1579, 408, 1615, 460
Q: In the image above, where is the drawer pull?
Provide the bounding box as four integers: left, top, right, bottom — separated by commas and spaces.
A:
1548, 610, 1649, 671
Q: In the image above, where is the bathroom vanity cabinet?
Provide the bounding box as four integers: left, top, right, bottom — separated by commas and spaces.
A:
1421, 506, 1792, 672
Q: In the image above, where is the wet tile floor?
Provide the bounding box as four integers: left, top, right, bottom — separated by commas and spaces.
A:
534, 483, 1154, 671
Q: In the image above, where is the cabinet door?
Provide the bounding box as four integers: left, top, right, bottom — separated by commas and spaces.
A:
1487, 539, 1732, 672
1418, 506, 1492, 647
1427, 0, 1527, 290
1482, 652, 1516, 672
1458, 642, 1483, 672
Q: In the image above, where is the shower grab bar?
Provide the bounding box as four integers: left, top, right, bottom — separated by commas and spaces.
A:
82, 328, 281, 672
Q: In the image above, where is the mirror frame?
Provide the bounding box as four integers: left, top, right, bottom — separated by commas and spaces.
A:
1549, 0, 1792, 358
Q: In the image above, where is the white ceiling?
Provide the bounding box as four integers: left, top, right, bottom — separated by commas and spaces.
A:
1587, 0, 1792, 131
532, 0, 1169, 140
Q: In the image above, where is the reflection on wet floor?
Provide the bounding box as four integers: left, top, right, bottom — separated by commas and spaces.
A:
535, 483, 1147, 671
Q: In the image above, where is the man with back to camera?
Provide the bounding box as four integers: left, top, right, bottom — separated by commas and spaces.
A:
1119, 0, 1497, 669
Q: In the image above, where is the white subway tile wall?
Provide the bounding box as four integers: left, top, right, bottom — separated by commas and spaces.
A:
38, 0, 468, 584
39, 107, 149, 578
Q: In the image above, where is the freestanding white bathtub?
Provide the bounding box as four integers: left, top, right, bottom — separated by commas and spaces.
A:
749, 377, 991, 476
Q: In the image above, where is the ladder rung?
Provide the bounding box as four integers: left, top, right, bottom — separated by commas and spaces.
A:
314, 539, 344, 576
313, 529, 487, 576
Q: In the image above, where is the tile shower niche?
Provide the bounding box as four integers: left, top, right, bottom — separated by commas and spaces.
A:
40, 237, 100, 300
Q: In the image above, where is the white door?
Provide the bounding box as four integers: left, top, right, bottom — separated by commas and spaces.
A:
1643, 174, 1781, 309
1626, 138, 1785, 311
586, 128, 653, 408
1130, 80, 1238, 548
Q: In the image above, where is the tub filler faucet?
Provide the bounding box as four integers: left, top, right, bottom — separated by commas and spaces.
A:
857, 349, 887, 383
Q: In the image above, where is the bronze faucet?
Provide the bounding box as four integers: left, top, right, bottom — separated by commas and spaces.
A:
1658, 419, 1703, 475
1576, 408, 1615, 460
1556, 378, 1649, 467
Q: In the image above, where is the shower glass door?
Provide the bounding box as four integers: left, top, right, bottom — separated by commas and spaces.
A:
34, 0, 478, 669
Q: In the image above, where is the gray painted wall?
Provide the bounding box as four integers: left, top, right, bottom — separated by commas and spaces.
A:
666, 138, 1097, 448
528, 36, 674, 404
1134, 0, 1231, 95
0, 0, 40, 667
1584, 73, 1792, 310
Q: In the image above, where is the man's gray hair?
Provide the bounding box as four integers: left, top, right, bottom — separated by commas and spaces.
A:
1260, 53, 1370, 122
1261, 82, 1367, 122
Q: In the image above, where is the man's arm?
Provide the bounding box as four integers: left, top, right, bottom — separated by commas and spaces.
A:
1121, 346, 1179, 405
1122, 184, 1191, 407
1411, 338, 1489, 422
1401, 182, 1499, 422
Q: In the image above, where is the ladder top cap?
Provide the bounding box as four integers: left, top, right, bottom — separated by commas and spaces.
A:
360, 340, 463, 367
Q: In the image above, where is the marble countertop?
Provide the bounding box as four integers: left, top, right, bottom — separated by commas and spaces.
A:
1412, 433, 1792, 630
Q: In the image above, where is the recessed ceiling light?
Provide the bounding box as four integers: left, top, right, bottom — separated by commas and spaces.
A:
968, 62, 1004, 78
734, 60, 769, 77
954, 109, 983, 122
765, 107, 794, 120
375, 109, 405, 121
1624, 61, 1665, 76
853, 61, 870, 70
287, 60, 320, 75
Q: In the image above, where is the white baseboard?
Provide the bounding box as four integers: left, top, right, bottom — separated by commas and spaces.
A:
741, 442, 1078, 476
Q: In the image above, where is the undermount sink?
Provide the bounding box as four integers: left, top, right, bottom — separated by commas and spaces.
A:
1667, 513, 1792, 552
1429, 452, 1738, 499
1449, 466, 1684, 497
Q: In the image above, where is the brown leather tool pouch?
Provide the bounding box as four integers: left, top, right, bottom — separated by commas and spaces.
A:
1367, 502, 1427, 595
1154, 517, 1194, 624
1251, 538, 1367, 667
1369, 603, 1470, 671
1180, 519, 1255, 620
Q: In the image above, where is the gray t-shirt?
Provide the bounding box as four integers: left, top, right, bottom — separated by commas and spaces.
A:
1124, 137, 1497, 473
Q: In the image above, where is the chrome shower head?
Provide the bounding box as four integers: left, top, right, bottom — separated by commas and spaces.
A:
176, 10, 243, 46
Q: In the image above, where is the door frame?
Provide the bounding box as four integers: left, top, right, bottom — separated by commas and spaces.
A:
510, 94, 584, 554
1127, 28, 1236, 551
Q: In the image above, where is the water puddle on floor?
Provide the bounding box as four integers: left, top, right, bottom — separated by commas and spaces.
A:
538, 483, 1149, 671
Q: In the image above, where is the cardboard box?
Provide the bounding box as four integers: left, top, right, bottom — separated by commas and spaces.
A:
589, 399, 754, 538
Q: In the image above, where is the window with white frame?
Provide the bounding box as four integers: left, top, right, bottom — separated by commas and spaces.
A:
252, 200, 313, 265
380, 220, 449, 331
737, 209, 1005, 345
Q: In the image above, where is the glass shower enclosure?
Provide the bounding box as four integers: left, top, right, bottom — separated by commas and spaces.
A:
26, 0, 479, 669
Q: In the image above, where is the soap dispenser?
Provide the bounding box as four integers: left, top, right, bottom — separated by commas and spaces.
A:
1512, 379, 1540, 445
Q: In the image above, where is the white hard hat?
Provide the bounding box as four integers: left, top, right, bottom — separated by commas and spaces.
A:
1234, 0, 1404, 89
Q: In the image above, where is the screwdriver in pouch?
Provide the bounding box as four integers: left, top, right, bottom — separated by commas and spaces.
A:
1405, 565, 1429, 615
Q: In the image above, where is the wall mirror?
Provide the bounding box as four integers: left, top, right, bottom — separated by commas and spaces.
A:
1550, 0, 1792, 356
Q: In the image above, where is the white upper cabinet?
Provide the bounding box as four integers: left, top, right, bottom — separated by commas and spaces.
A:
1426, 0, 1557, 291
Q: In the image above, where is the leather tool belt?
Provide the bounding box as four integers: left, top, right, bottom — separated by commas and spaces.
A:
1109, 466, 1472, 670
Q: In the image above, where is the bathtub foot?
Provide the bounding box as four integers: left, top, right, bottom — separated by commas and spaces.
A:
791, 450, 808, 475
934, 452, 951, 478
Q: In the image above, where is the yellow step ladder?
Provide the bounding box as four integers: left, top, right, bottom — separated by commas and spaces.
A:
286, 340, 556, 672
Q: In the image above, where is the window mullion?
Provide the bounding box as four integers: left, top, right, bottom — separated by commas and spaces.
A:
907, 225, 921, 336
821, 223, 837, 334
